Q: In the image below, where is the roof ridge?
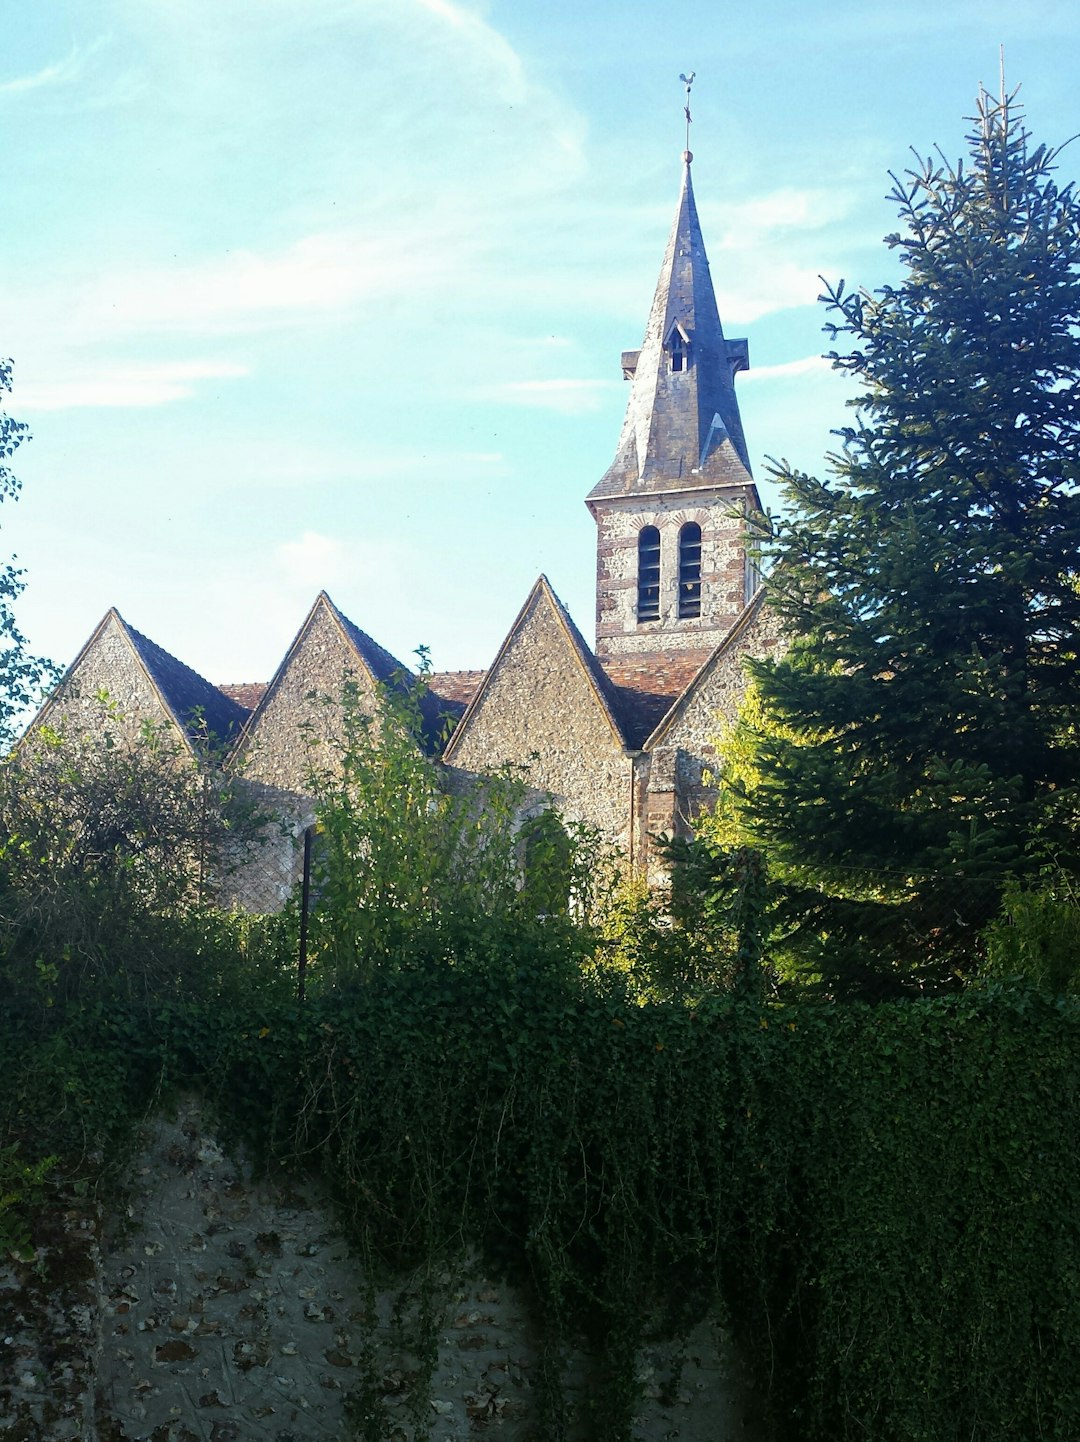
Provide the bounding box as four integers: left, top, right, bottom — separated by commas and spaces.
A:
539, 576, 627, 741
320, 592, 411, 685
443, 575, 627, 760
118, 613, 249, 745
642, 587, 769, 751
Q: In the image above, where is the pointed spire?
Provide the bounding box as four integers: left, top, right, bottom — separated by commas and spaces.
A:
588, 154, 752, 502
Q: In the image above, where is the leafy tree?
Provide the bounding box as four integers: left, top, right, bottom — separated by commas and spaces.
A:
302, 671, 607, 986
723, 89, 1080, 994
0, 356, 54, 741
978, 871, 1080, 995
0, 700, 270, 1008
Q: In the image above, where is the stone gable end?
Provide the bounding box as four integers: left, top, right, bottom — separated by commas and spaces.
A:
447, 589, 632, 849
37, 616, 180, 747
232, 601, 385, 796
654, 596, 785, 821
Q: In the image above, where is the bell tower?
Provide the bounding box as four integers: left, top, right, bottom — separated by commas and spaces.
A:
586, 123, 761, 661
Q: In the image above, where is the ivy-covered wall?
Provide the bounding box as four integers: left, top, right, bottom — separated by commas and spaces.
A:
190, 974, 1080, 1442
4, 961, 1078, 1442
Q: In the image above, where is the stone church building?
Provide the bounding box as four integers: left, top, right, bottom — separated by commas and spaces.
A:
33, 149, 782, 906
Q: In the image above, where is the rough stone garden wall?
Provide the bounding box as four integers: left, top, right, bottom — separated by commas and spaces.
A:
1, 1099, 761, 1441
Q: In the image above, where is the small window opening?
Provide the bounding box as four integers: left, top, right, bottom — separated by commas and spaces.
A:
678, 522, 702, 619
637, 525, 661, 622
670, 333, 687, 372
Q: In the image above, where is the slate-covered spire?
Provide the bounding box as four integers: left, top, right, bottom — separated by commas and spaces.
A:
587, 154, 752, 502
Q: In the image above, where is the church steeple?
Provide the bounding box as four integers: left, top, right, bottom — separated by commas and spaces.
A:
587, 134, 761, 661
588, 153, 753, 501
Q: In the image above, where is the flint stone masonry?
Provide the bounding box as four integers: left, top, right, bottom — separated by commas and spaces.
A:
36, 615, 182, 748
653, 594, 785, 824
216, 783, 315, 916
1, 1101, 762, 1439
445, 580, 633, 855
233, 599, 390, 799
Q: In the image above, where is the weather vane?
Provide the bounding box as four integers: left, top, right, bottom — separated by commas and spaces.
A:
679, 71, 695, 160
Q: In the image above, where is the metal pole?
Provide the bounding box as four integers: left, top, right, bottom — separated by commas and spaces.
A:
298, 824, 314, 1002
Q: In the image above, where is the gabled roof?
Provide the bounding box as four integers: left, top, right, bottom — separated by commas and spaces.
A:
443, 575, 627, 761
642, 587, 772, 751
325, 594, 409, 687
588, 156, 756, 505
31, 608, 250, 753
322, 594, 459, 751
124, 615, 252, 745
229, 591, 414, 760
599, 649, 714, 751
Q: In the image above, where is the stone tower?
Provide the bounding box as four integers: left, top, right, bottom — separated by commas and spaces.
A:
586, 149, 761, 661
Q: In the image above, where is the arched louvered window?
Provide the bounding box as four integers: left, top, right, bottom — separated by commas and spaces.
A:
637, 525, 661, 622
678, 522, 702, 618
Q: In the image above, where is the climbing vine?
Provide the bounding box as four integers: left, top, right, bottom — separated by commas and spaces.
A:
3, 686, 1080, 1439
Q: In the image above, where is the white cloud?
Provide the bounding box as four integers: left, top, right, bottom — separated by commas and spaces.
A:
77, 230, 473, 339
718, 262, 831, 325
708, 187, 855, 244
14, 359, 248, 411
277, 531, 350, 589
413, 0, 530, 104
0, 38, 107, 96
479, 378, 620, 415
741, 355, 832, 384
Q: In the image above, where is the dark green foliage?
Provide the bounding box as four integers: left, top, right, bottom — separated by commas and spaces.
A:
732, 92, 1080, 992
0, 1144, 55, 1261
3, 870, 1080, 1439
300, 672, 609, 987
0, 704, 272, 1012
65, 967, 1080, 1442
727, 993, 1080, 1442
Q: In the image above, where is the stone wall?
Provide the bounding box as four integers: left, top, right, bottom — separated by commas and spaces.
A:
653, 595, 785, 837
234, 603, 384, 798
446, 586, 634, 854
215, 781, 316, 916
34, 617, 179, 749
1, 1100, 762, 1441
594, 488, 754, 658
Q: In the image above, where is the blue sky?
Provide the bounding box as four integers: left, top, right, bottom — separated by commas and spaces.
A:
3, 0, 1079, 685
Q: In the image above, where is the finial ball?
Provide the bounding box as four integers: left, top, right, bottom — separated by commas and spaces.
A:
683, 149, 693, 164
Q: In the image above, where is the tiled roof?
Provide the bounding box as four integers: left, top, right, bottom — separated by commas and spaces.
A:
428, 670, 486, 708
427, 670, 486, 729
599, 649, 713, 750
324, 596, 409, 686
124, 618, 251, 746
218, 682, 268, 711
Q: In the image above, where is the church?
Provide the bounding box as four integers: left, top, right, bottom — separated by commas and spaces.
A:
32, 144, 782, 907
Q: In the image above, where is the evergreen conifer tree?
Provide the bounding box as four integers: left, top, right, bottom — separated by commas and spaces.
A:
725, 89, 1080, 994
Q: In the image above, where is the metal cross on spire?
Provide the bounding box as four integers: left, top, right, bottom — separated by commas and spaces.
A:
679, 71, 695, 161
